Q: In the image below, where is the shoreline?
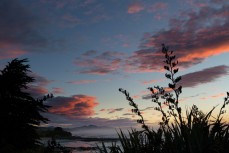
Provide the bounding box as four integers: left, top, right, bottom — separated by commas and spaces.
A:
42, 135, 119, 142
41, 136, 120, 152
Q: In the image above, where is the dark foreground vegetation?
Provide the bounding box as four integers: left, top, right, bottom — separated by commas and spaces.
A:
97, 44, 229, 153
0, 58, 118, 153
0, 59, 72, 153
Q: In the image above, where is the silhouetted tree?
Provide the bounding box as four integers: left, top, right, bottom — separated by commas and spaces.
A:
0, 58, 50, 152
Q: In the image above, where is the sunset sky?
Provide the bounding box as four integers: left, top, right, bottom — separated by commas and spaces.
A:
1, 0, 229, 129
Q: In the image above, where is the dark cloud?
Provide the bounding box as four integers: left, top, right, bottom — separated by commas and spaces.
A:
0, 0, 47, 53
180, 65, 229, 88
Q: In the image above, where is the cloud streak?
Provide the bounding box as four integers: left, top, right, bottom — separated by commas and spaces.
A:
100, 108, 124, 114
200, 92, 225, 100
67, 80, 96, 84
127, 3, 144, 14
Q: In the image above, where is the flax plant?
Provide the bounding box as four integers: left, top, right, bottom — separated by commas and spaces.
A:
97, 44, 229, 153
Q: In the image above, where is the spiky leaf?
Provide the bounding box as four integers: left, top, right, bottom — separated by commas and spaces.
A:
174, 76, 182, 83
173, 68, 179, 74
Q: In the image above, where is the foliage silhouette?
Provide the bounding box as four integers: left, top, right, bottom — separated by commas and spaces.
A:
97, 44, 229, 153
0, 58, 51, 152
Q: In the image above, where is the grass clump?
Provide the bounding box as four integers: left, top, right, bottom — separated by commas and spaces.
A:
97, 44, 229, 153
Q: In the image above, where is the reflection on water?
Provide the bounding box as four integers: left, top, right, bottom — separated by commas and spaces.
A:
62, 139, 120, 153
63, 140, 96, 153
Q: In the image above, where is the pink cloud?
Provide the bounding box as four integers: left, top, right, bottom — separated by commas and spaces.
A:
127, 3, 144, 14
125, 5, 229, 72
133, 95, 141, 99
48, 95, 99, 118
67, 80, 96, 84
211, 93, 225, 98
